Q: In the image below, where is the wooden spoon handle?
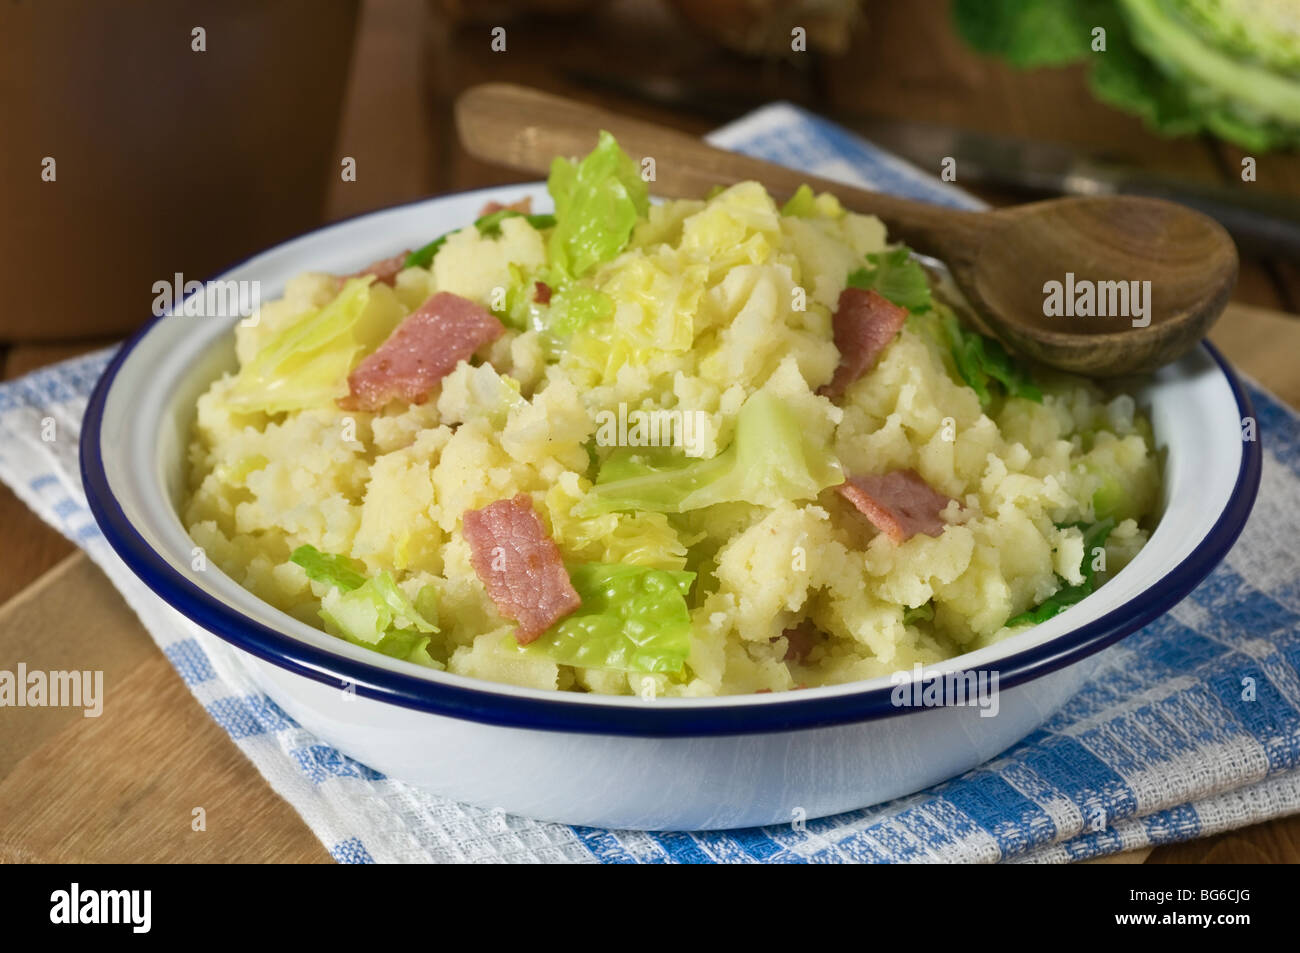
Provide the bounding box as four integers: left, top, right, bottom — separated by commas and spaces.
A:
455, 83, 984, 259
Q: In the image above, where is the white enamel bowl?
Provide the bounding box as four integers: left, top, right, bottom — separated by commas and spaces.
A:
82, 183, 1261, 830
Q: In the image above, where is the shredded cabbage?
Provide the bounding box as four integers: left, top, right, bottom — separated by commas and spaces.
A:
519, 563, 695, 674
781, 184, 818, 217
291, 544, 367, 591
225, 277, 401, 414
547, 130, 649, 278
577, 390, 843, 515
291, 545, 440, 666
548, 282, 615, 338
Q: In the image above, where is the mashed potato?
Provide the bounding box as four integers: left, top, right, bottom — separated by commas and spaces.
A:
184, 159, 1160, 696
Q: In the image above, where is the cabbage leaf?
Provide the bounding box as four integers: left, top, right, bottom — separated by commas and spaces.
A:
291, 544, 368, 591
547, 130, 649, 278
577, 390, 843, 515
291, 545, 441, 666
225, 277, 399, 414
519, 563, 695, 675
781, 184, 818, 217
952, 0, 1300, 151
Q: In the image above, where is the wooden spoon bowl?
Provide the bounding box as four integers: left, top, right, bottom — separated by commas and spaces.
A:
950, 195, 1238, 374
456, 83, 1238, 377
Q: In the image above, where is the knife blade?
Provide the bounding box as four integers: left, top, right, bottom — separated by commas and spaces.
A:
567, 69, 1300, 258
856, 117, 1300, 258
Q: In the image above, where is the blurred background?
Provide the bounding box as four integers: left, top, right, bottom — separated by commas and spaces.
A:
3, 0, 1299, 863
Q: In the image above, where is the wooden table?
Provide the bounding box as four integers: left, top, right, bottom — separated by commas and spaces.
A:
2, 0, 1298, 863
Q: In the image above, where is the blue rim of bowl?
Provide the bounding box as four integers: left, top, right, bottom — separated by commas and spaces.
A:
79, 200, 1263, 739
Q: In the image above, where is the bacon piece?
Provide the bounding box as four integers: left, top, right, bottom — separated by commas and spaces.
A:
339, 292, 503, 411
345, 251, 410, 287
534, 280, 552, 304
817, 288, 909, 400
837, 469, 954, 543
778, 621, 820, 663
463, 494, 581, 644
478, 197, 533, 218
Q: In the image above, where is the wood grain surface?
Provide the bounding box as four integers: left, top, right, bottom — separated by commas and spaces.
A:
0, 556, 329, 863
1, 0, 1297, 863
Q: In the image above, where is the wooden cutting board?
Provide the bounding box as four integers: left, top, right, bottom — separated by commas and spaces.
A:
1, 301, 1297, 864
0, 555, 330, 863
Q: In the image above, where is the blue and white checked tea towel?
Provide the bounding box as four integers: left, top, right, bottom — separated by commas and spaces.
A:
3, 105, 1299, 863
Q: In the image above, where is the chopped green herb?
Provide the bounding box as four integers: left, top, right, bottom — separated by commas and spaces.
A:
845, 246, 933, 313
903, 602, 935, 625
1005, 518, 1116, 627
940, 310, 1042, 408
404, 211, 557, 270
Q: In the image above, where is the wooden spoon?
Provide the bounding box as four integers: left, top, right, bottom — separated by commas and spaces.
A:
455, 83, 1238, 377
